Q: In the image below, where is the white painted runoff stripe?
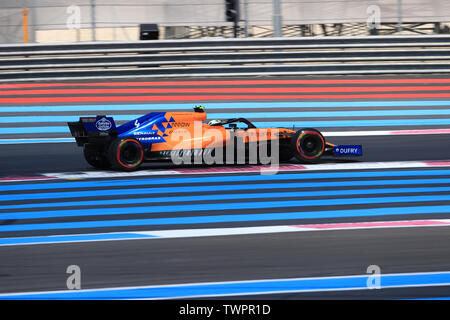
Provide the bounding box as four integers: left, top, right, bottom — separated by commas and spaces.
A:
1, 219, 449, 247
0, 169, 181, 182
43, 169, 182, 180
135, 219, 450, 237
2, 160, 450, 183
299, 161, 435, 171
323, 129, 450, 136
38, 160, 450, 181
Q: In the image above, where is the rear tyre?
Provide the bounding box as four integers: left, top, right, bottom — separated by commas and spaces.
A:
291, 128, 325, 163
108, 138, 144, 171
83, 144, 111, 169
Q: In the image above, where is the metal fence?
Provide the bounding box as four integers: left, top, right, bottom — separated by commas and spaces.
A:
2, 0, 450, 43
2, 35, 450, 82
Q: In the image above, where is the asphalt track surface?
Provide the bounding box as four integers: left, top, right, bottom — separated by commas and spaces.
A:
0, 134, 448, 176
1, 75, 450, 300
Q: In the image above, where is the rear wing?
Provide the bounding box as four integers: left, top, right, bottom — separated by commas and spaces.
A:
68, 116, 117, 146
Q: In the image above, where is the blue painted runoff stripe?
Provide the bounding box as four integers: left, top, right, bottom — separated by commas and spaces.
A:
408, 297, 450, 300
0, 232, 156, 246
5, 119, 450, 134
3, 186, 450, 210
254, 119, 450, 127
1, 272, 450, 299
0, 127, 69, 134
2, 169, 450, 192
3, 101, 450, 113
3, 179, 450, 202
2, 204, 450, 232
4, 109, 450, 123
0, 138, 73, 144
3, 194, 450, 221
0, 232, 155, 245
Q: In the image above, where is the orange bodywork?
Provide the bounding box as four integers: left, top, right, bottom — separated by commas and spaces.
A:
149, 111, 296, 152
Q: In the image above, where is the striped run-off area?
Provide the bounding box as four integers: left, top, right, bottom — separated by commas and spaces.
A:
2, 76, 450, 300
5, 77, 450, 140
2, 162, 450, 299
3, 164, 450, 244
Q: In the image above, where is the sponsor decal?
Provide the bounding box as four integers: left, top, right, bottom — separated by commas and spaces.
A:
172, 122, 191, 128
334, 145, 363, 156
133, 132, 151, 136
133, 131, 165, 143
137, 136, 163, 142
160, 149, 213, 157
95, 117, 112, 131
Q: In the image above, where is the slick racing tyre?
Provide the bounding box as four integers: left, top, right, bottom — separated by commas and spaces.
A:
108, 138, 144, 171
291, 128, 325, 163
83, 144, 111, 169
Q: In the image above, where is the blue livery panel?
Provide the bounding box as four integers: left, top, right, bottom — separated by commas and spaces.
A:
83, 116, 117, 133
80, 113, 173, 148
117, 112, 172, 147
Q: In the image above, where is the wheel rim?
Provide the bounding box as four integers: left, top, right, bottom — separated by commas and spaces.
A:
297, 131, 324, 159
117, 140, 143, 168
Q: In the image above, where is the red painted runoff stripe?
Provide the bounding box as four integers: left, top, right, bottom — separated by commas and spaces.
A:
3, 78, 450, 89
5, 85, 450, 95
424, 161, 450, 166
4, 92, 450, 103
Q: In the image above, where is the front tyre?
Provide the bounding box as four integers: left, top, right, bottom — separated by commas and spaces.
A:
108, 138, 144, 171
291, 128, 325, 163
83, 144, 111, 169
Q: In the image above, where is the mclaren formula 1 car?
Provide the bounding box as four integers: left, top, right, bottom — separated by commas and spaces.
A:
68, 106, 362, 171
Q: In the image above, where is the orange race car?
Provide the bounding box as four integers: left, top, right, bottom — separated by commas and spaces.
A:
68, 106, 362, 171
